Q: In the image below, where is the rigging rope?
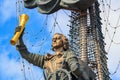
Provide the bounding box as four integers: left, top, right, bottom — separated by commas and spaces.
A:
16, 0, 28, 80
15, 0, 120, 79
62, 10, 70, 17
52, 13, 63, 33
104, 0, 120, 12
107, 13, 120, 52
21, 59, 27, 80
110, 60, 120, 75
100, 0, 120, 53
28, 63, 35, 80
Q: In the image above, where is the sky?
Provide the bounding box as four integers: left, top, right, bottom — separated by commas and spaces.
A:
0, 0, 120, 80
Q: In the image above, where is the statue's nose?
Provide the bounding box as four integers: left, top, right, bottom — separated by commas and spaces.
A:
53, 39, 56, 42
54, 40, 56, 42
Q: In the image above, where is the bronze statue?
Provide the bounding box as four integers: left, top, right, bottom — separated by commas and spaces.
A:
16, 29, 95, 80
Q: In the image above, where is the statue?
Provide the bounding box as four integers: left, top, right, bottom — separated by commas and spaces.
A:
16, 29, 95, 80
23, 0, 96, 14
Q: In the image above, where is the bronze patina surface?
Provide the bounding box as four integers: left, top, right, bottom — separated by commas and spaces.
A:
23, 0, 96, 14
16, 32, 95, 80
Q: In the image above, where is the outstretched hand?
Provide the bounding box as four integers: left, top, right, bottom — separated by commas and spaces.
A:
15, 26, 25, 46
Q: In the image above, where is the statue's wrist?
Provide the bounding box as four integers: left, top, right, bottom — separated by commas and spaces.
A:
16, 44, 26, 50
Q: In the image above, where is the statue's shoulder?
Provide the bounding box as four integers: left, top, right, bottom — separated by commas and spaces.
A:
64, 50, 75, 54
64, 50, 76, 60
64, 49, 76, 55
44, 53, 54, 60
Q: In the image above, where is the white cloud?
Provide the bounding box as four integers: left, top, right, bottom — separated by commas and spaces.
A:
0, 0, 16, 24
0, 49, 23, 80
0, 45, 44, 80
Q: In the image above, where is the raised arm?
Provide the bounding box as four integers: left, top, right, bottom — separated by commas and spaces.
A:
16, 28, 44, 68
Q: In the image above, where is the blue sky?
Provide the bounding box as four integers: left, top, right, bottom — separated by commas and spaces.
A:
0, 0, 120, 80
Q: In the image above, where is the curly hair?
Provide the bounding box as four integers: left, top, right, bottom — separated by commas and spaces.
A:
52, 33, 69, 51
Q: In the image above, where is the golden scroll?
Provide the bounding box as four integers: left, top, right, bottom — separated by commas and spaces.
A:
10, 14, 29, 45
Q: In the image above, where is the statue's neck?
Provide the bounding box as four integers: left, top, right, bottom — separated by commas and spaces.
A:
54, 47, 64, 55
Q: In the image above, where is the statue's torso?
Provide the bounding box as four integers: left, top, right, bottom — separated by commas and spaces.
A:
44, 52, 68, 75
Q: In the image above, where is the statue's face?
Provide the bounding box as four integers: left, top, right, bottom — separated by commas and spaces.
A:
52, 34, 63, 49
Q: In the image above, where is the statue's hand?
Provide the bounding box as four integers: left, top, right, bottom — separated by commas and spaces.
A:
14, 26, 21, 34
15, 26, 25, 46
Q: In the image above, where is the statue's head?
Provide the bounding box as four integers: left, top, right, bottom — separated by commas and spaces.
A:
52, 33, 69, 51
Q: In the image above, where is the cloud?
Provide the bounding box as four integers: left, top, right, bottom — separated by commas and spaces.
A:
0, 34, 44, 80
0, 44, 44, 80
0, 0, 16, 24
0, 48, 23, 80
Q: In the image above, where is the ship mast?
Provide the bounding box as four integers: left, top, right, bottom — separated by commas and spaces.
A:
69, 1, 111, 80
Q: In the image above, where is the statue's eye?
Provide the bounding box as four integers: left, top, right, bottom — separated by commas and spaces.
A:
57, 37, 61, 39
52, 38, 57, 41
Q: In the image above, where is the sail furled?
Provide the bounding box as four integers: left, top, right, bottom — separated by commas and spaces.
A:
23, 0, 96, 14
